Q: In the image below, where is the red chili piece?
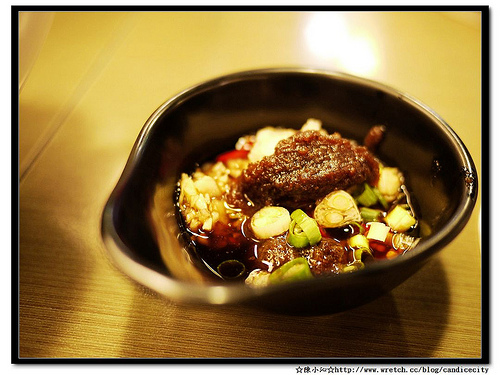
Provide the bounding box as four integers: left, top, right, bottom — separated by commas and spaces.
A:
216, 149, 250, 163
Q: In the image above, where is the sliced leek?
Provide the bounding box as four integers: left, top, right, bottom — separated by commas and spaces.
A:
372, 186, 389, 209
251, 206, 291, 239
348, 235, 373, 263
360, 207, 383, 222
354, 248, 372, 262
343, 261, 365, 273
268, 257, 313, 284
287, 220, 311, 248
287, 209, 321, 248
356, 183, 388, 209
356, 183, 378, 207
348, 234, 369, 250
314, 190, 361, 228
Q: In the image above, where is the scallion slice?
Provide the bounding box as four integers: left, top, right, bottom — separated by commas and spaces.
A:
250, 206, 291, 239
268, 257, 313, 284
356, 183, 378, 207
372, 186, 389, 209
348, 234, 369, 250
360, 207, 383, 222
313, 190, 361, 228
354, 247, 373, 262
287, 220, 310, 248
290, 209, 310, 226
343, 261, 365, 273
287, 209, 321, 247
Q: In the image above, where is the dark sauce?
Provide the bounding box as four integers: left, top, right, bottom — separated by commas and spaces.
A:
322, 225, 357, 265
185, 219, 257, 281
323, 225, 357, 240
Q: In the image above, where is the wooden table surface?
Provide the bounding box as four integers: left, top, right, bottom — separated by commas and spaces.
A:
17, 10, 484, 360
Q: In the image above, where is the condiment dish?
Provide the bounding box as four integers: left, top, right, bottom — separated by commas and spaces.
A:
101, 68, 477, 314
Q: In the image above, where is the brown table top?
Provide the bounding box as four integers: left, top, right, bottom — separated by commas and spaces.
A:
18, 10, 483, 360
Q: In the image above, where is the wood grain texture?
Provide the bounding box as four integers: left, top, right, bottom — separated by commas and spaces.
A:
18, 11, 483, 359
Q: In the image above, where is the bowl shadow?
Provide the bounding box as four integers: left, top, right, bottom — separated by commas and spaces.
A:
117, 256, 449, 359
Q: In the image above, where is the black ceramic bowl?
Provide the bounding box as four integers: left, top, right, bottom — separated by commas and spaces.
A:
101, 68, 477, 314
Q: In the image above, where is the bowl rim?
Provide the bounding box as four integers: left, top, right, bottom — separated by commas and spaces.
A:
101, 67, 478, 305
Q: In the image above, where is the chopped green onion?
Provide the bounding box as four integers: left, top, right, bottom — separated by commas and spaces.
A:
348, 234, 369, 249
360, 207, 383, 222
354, 247, 373, 262
372, 186, 389, 209
290, 209, 310, 226
349, 221, 365, 234
356, 183, 389, 209
356, 183, 378, 207
268, 257, 313, 284
287, 209, 321, 247
347, 234, 373, 263
342, 261, 365, 273
287, 220, 310, 248
296, 215, 322, 245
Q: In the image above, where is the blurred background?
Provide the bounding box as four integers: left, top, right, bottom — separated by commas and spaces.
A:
19, 11, 482, 180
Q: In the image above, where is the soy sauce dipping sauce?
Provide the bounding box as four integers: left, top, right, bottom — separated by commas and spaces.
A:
176, 123, 423, 283
185, 221, 257, 281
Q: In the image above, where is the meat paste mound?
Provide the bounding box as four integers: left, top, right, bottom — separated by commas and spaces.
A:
240, 130, 380, 208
